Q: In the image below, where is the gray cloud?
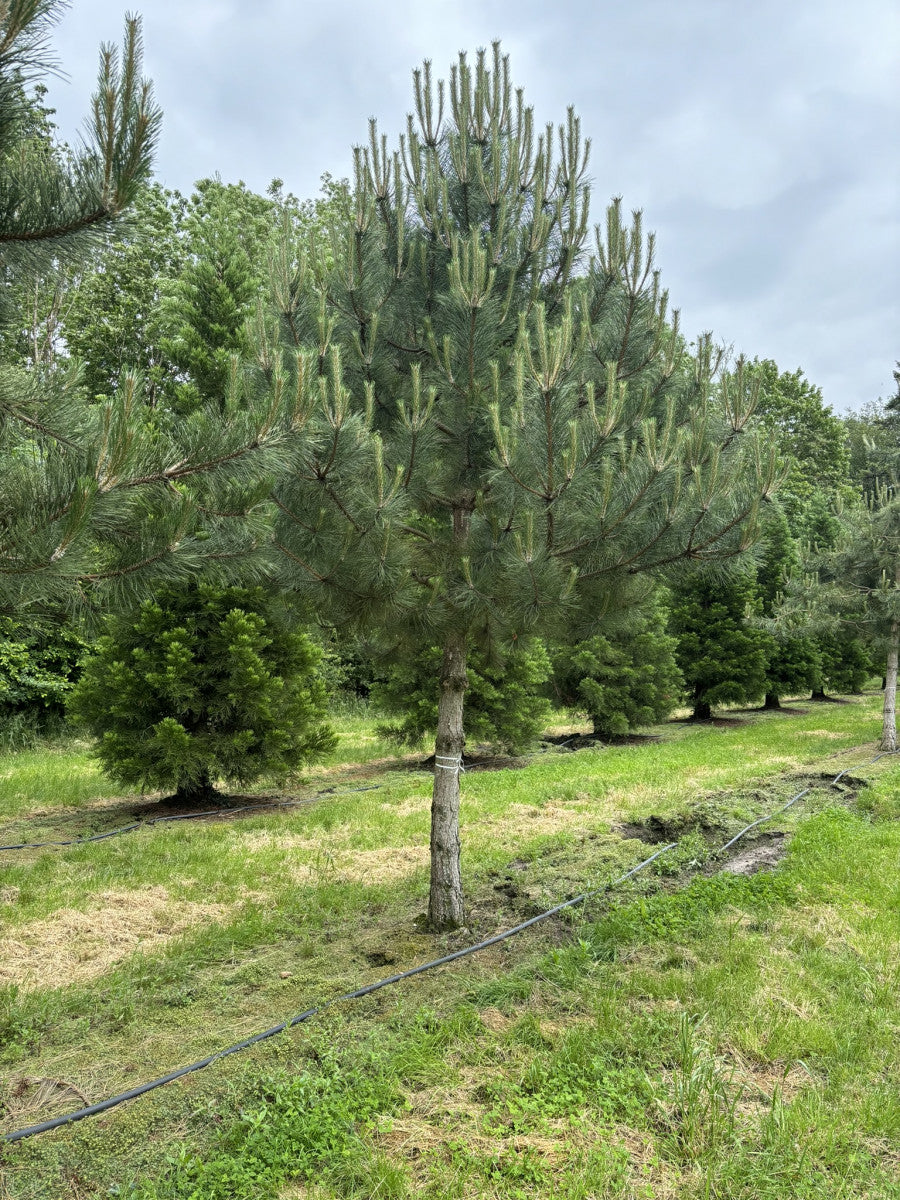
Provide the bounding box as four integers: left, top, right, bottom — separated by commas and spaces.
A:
42, 0, 900, 410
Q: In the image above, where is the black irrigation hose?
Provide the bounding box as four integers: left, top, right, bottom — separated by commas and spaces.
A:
0, 786, 383, 852
1, 842, 677, 1145
2, 744, 896, 1145
716, 748, 896, 854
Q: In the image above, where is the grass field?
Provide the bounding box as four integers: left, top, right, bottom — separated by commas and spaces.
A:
0, 695, 898, 1198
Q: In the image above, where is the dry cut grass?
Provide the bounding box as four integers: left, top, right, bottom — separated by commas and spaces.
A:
0, 885, 235, 990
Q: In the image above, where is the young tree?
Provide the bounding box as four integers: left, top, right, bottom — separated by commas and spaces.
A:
549, 589, 683, 736
670, 569, 771, 720
159, 179, 278, 413
265, 46, 779, 928
69, 582, 335, 800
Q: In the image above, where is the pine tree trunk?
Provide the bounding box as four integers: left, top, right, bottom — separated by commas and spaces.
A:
175, 770, 215, 804
691, 684, 712, 721
763, 692, 781, 710
428, 629, 467, 931
881, 620, 899, 752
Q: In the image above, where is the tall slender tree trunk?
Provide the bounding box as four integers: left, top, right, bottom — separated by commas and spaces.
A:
880, 559, 900, 753
881, 620, 899, 752
428, 628, 467, 930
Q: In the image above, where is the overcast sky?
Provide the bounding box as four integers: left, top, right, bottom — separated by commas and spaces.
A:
43, 0, 899, 413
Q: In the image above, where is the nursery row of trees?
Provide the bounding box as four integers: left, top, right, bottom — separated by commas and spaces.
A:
2, 2, 898, 928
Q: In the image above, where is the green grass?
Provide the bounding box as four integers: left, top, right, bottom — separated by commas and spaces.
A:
0, 695, 898, 1197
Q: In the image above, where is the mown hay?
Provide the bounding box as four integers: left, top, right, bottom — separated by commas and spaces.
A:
0, 886, 233, 990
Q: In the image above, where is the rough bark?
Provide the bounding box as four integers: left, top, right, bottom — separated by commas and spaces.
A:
881, 619, 899, 752
763, 692, 781, 710
428, 628, 467, 930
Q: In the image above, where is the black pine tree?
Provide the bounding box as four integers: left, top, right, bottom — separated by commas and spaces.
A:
264, 47, 778, 927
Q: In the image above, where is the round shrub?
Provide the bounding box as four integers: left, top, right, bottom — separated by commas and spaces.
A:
69, 583, 336, 799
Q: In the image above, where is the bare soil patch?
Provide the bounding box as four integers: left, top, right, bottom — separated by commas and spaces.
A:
541, 732, 663, 750
721, 832, 788, 875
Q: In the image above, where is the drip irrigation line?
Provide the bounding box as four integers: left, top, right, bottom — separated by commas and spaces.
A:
1, 842, 677, 1145
716, 748, 896, 854
0, 786, 382, 852
2, 744, 896, 1145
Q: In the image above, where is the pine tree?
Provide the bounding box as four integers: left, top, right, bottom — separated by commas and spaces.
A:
0, 4, 307, 621
263, 46, 779, 928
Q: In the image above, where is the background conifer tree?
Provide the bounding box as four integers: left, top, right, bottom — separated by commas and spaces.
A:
264, 46, 778, 928
670, 569, 771, 720
756, 503, 819, 708
69, 582, 335, 800
550, 589, 682, 736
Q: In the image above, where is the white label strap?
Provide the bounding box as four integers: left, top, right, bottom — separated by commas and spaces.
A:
434, 754, 465, 773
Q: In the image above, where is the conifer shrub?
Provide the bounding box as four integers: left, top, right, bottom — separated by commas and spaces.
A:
550, 598, 683, 737
815, 629, 876, 695
371, 639, 552, 755
69, 583, 335, 799
670, 571, 771, 719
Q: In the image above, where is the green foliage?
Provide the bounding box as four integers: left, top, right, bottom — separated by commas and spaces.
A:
159, 179, 275, 412
372, 638, 553, 754
757, 503, 820, 702
62, 182, 183, 406
815, 629, 874, 693
670, 570, 771, 717
586, 869, 796, 952
550, 592, 682, 736
750, 359, 851, 527
0, 5, 309, 619
68, 583, 335, 797
0, 3, 161, 283
132, 1059, 400, 1200
0, 614, 85, 716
